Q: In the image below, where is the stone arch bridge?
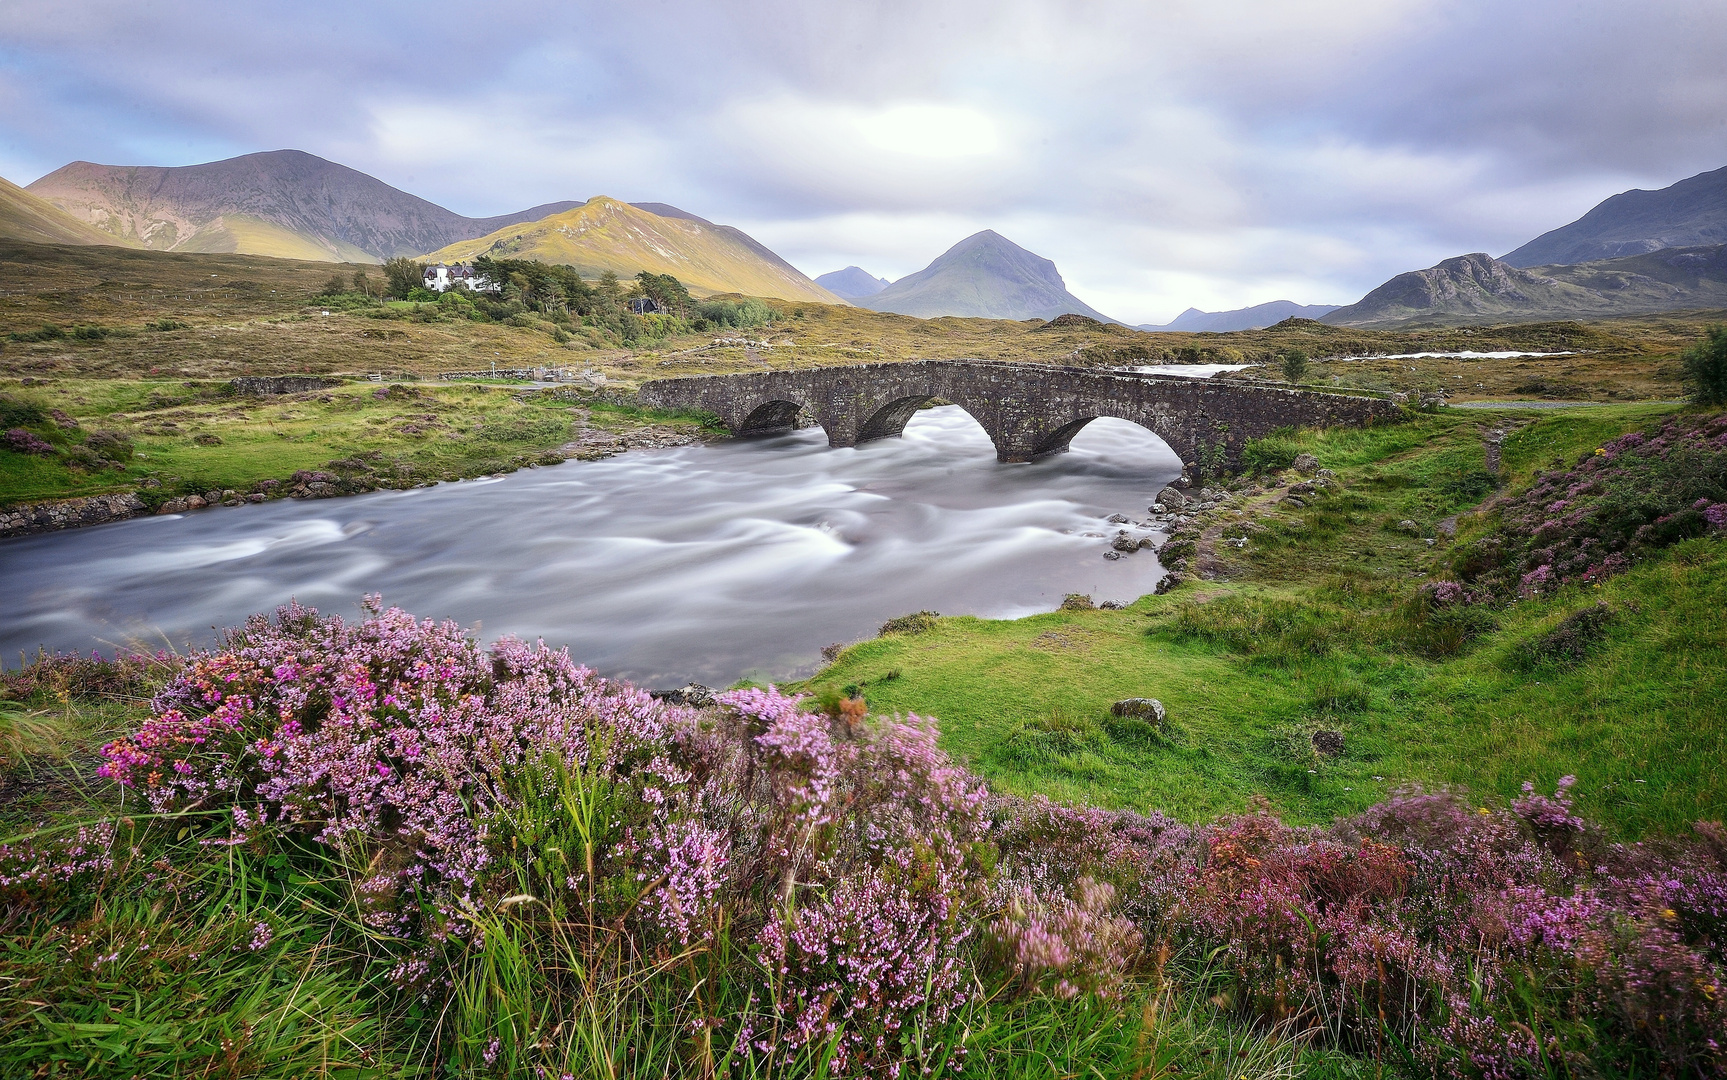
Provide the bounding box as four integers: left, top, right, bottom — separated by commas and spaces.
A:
637, 360, 1398, 470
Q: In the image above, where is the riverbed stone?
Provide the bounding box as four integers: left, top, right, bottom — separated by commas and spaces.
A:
1156, 486, 1187, 511
0, 492, 148, 537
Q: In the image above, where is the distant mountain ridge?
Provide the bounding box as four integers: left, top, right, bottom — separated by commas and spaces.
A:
1141, 300, 1340, 333
27, 150, 580, 263
1322, 247, 1727, 327
1503, 164, 1727, 268
0, 173, 126, 248
859, 231, 1118, 322
816, 266, 891, 298
423, 197, 843, 303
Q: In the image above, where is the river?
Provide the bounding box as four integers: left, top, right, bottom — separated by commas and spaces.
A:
0, 406, 1179, 687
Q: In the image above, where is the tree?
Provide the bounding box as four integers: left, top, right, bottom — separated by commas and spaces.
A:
1280, 348, 1309, 384
1681, 325, 1727, 406
382, 257, 424, 300
634, 271, 692, 317
319, 273, 349, 297
596, 270, 624, 307
351, 270, 372, 295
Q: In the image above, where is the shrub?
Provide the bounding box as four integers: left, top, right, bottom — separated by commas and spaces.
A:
1510, 601, 1614, 670
84, 430, 134, 462
0, 397, 48, 428
71, 324, 109, 340
1681, 325, 1727, 406
3, 427, 54, 455
694, 297, 776, 329
879, 611, 939, 635
1241, 435, 1300, 474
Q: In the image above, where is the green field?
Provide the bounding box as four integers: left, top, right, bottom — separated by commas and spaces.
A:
804, 405, 1726, 838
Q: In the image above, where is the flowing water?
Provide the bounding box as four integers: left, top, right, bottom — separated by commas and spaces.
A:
0, 407, 1179, 687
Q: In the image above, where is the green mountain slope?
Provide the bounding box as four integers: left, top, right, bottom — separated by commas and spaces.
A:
422, 197, 844, 303
0, 174, 132, 248
1504, 164, 1727, 267
858, 230, 1118, 322
1323, 247, 1727, 328
26, 150, 580, 264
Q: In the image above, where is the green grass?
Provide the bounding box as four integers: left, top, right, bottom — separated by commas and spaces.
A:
1, 378, 717, 507
802, 405, 1727, 838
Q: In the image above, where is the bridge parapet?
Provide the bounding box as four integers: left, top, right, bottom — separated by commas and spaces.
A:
637, 360, 1399, 471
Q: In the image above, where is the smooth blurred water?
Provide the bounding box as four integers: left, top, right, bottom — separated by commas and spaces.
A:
0, 407, 1179, 687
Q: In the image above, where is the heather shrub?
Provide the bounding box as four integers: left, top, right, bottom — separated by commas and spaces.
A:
4, 427, 54, 455
1509, 601, 1614, 670
1453, 412, 1727, 597
44, 601, 1727, 1076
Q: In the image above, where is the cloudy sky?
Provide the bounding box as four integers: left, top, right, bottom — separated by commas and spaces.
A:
2, 0, 1724, 323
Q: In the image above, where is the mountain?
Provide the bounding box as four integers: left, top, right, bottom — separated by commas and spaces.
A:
1322, 247, 1727, 328
858, 231, 1118, 322
26, 149, 581, 263
0, 173, 129, 247
816, 266, 892, 298
1503, 164, 1727, 267
628, 202, 833, 298
423, 197, 844, 303
1140, 300, 1340, 333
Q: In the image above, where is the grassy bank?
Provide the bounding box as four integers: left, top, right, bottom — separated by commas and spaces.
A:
804, 404, 1727, 839
0, 376, 721, 508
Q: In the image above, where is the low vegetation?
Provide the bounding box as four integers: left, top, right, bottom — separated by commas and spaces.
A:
3, 595, 1722, 1077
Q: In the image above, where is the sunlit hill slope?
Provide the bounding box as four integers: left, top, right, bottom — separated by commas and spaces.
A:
422, 196, 844, 304
0, 174, 130, 248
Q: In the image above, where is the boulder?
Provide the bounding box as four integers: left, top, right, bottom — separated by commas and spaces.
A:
1156, 486, 1187, 511
1107, 513, 1130, 524
1060, 594, 1096, 610
650, 683, 718, 708
1292, 453, 1320, 475
1111, 698, 1167, 724
1111, 532, 1140, 553
1397, 519, 1420, 534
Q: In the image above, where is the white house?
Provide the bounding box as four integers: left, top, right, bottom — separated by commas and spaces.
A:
423, 263, 487, 293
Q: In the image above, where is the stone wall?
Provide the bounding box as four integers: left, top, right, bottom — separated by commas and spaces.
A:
638, 360, 1399, 469
0, 493, 147, 538
229, 376, 342, 396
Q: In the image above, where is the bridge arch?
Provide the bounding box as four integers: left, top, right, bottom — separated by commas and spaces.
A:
738, 399, 805, 435
1024, 413, 1195, 466
856, 394, 938, 443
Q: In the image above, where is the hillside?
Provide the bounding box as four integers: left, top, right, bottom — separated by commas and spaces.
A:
859, 230, 1119, 322
423, 196, 844, 303
816, 265, 891, 298
1141, 300, 1339, 332
0, 174, 128, 248
1323, 246, 1727, 327
26, 149, 580, 263
1504, 163, 1727, 267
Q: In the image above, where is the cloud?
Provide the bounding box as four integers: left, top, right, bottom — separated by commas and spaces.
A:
1, 0, 1724, 323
